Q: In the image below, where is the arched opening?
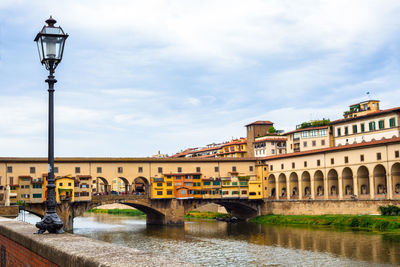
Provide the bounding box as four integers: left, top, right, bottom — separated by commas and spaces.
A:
114, 177, 130, 194
94, 177, 110, 195
289, 172, 299, 199
328, 169, 339, 198
342, 167, 354, 198
357, 166, 370, 198
278, 173, 287, 199
392, 163, 400, 198
314, 170, 324, 198
132, 177, 150, 196
268, 174, 276, 198
215, 201, 259, 220
301, 171, 311, 198
373, 164, 387, 198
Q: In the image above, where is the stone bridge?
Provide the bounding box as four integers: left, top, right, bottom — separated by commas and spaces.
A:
25, 195, 264, 231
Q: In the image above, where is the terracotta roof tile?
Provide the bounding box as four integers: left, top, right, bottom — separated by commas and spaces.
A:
245, 121, 274, 127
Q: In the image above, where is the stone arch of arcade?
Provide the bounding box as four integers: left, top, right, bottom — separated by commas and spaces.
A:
95, 176, 110, 194
132, 176, 150, 196
268, 174, 276, 199
301, 171, 311, 198
392, 162, 400, 198
289, 172, 299, 199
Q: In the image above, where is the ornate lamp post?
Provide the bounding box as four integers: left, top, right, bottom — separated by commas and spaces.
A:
34, 16, 68, 234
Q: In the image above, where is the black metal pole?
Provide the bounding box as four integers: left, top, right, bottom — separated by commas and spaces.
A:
35, 66, 64, 234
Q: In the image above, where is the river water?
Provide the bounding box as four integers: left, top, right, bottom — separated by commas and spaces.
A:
17, 212, 400, 266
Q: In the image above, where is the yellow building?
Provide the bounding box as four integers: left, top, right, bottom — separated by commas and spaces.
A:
218, 138, 247, 158
55, 176, 75, 202
151, 175, 174, 199
344, 100, 380, 119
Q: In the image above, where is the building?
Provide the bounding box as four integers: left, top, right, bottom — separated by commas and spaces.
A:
246, 121, 274, 157
331, 104, 400, 147
217, 138, 247, 158
254, 136, 287, 157
343, 100, 380, 119
285, 125, 330, 153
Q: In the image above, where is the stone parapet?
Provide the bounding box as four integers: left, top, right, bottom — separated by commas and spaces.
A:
0, 217, 195, 267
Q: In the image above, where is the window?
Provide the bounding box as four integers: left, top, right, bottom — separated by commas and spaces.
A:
319, 129, 327, 136
158, 167, 163, 173
293, 133, 300, 139
117, 167, 123, 173
390, 118, 396, 128
167, 190, 173, 195
331, 158, 334, 164
292, 162, 295, 169
54, 167, 58, 173
361, 123, 365, 132
377, 152, 382, 160
7, 166, 12, 173
167, 182, 172, 186
321, 140, 325, 146
352, 125, 357, 134
232, 166, 237, 172
303, 141, 307, 147
304, 161, 307, 167
196, 167, 201, 173
68, 183, 72, 186
249, 166, 253, 172
379, 120, 385, 129
177, 167, 182, 173
74, 192, 79, 197
9, 177, 13, 185
369, 121, 376, 131
337, 128, 341, 136
395, 151, 399, 158
270, 165, 273, 171
30, 167, 35, 174
59, 183, 63, 186
214, 166, 219, 172
312, 140, 316, 147
97, 167, 102, 173
281, 164, 284, 170
360, 154, 364, 161
271, 149, 275, 154
157, 183, 162, 187
344, 156, 349, 163
138, 167, 143, 173
310, 130, 318, 137
21, 194, 29, 198
157, 191, 163, 196
33, 184, 42, 189
344, 127, 349, 135
33, 193, 42, 198
75, 167, 81, 174
317, 160, 321, 166
301, 131, 309, 138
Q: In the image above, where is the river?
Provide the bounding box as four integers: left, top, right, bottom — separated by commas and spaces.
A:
17, 212, 400, 266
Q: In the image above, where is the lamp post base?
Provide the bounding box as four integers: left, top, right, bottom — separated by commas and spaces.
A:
35, 213, 64, 234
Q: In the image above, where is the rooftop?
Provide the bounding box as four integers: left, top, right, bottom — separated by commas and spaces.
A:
245, 120, 274, 127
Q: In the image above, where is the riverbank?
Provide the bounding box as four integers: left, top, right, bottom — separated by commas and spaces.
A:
88, 208, 145, 216
185, 211, 229, 219
249, 215, 400, 233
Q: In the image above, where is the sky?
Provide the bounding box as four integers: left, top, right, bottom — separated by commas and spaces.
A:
1, 0, 400, 157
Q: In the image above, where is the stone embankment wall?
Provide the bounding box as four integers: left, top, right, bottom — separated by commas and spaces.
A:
262, 200, 400, 215
0, 217, 194, 267
0, 206, 19, 217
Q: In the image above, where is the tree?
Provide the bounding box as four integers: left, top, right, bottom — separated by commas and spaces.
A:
268, 126, 277, 133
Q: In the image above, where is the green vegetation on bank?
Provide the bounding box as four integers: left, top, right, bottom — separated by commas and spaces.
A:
87, 208, 145, 216
249, 215, 400, 232
185, 211, 229, 219
379, 205, 400, 216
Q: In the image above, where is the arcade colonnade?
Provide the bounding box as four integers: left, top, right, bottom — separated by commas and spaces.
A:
94, 176, 150, 195
266, 162, 400, 200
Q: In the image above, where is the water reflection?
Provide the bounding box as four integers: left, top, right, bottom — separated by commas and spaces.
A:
72, 214, 400, 266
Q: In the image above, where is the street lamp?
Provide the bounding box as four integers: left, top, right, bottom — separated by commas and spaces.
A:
34, 16, 68, 234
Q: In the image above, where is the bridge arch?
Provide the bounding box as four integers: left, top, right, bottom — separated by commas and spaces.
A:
373, 164, 387, 197
301, 171, 311, 198
117, 177, 130, 194
392, 163, 400, 196
342, 167, 353, 196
